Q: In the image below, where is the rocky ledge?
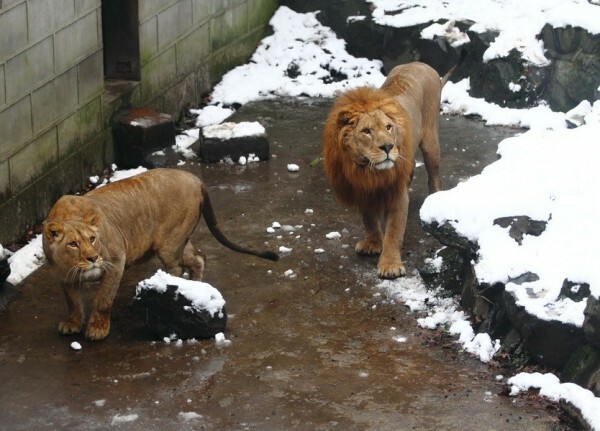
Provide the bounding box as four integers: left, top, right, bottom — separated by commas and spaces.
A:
420, 217, 600, 396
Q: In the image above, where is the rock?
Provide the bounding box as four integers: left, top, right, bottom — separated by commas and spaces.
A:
503, 290, 586, 369
199, 121, 270, 163
562, 345, 600, 396
559, 280, 591, 302
583, 295, 600, 349
419, 246, 469, 295
419, 246, 512, 338
540, 24, 600, 112
493, 216, 547, 245
113, 108, 179, 168
131, 271, 227, 340
465, 29, 549, 109
508, 272, 540, 285
421, 220, 479, 256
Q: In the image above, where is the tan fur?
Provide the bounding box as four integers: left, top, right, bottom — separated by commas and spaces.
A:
42, 168, 278, 340
323, 62, 444, 279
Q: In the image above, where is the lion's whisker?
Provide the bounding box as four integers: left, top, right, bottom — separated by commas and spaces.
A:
67, 266, 80, 285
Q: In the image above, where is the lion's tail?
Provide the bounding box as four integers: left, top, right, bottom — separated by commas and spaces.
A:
201, 188, 279, 262
441, 49, 467, 87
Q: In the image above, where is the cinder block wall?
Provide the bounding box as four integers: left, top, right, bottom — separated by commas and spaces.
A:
0, 0, 278, 246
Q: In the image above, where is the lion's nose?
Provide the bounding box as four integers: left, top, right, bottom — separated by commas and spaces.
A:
380, 143, 393, 154
87, 255, 99, 264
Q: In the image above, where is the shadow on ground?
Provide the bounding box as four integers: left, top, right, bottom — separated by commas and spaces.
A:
0, 99, 573, 430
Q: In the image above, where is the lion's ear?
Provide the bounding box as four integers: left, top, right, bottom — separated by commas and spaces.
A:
83, 211, 100, 226
337, 111, 355, 127
44, 222, 64, 242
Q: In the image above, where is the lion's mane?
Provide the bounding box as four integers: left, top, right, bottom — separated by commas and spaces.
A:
322, 86, 414, 211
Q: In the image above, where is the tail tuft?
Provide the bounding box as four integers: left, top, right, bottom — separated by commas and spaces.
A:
259, 251, 280, 262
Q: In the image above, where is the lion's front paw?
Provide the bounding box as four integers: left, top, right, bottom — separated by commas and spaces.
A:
58, 318, 83, 335
355, 239, 382, 256
85, 314, 110, 341
377, 257, 406, 279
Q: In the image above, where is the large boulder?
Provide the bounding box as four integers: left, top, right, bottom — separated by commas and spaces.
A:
540, 24, 600, 112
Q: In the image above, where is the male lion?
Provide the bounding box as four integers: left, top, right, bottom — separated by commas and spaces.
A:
323, 62, 455, 279
42, 168, 279, 340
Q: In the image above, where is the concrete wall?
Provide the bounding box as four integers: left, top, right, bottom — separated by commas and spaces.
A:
0, 0, 278, 245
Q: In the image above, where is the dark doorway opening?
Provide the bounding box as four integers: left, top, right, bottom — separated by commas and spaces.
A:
101, 0, 140, 81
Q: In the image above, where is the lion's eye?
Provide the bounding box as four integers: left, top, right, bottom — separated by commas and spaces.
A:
68, 241, 78, 248
386, 124, 393, 131
89, 236, 96, 244
362, 128, 371, 135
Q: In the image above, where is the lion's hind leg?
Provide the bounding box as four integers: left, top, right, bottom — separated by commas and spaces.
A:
420, 118, 442, 194
182, 240, 205, 281
156, 240, 205, 281
156, 241, 187, 278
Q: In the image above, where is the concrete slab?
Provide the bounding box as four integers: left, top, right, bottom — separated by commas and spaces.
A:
0, 99, 576, 430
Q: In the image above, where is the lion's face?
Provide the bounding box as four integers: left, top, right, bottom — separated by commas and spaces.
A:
43, 214, 105, 282
345, 109, 401, 171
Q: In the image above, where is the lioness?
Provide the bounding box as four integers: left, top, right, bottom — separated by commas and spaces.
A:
323, 62, 455, 278
42, 168, 279, 340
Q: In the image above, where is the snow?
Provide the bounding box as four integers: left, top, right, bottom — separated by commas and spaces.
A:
3, 3, 600, 428
421, 124, 600, 325
379, 275, 500, 363
190, 105, 234, 127
6, 234, 45, 285
135, 270, 225, 318
441, 79, 569, 130
215, 332, 232, 347
420, 20, 469, 47
202, 121, 265, 140
203, 6, 386, 108
174, 130, 198, 160
111, 413, 139, 425
178, 411, 203, 421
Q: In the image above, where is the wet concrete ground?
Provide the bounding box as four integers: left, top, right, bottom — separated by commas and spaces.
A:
0, 99, 572, 430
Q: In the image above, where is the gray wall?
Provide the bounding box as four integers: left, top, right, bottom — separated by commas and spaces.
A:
0, 0, 278, 245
